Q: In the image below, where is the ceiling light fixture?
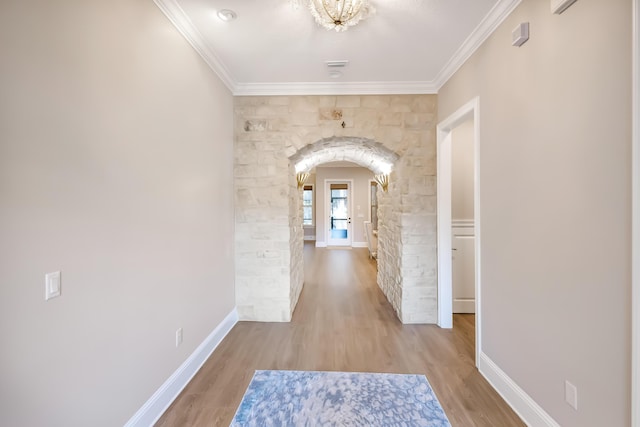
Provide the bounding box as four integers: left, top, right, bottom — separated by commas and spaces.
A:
308, 0, 375, 32
216, 9, 237, 22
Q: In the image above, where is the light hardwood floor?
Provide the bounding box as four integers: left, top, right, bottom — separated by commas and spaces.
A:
156, 243, 524, 427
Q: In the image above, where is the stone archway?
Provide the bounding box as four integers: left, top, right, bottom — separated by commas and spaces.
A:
234, 94, 438, 324
287, 137, 400, 317
290, 136, 399, 175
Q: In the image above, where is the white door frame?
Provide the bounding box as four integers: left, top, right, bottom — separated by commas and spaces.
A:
325, 179, 354, 247
436, 97, 481, 366
632, 0, 639, 424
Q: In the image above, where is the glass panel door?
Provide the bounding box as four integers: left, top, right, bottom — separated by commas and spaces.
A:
327, 182, 351, 246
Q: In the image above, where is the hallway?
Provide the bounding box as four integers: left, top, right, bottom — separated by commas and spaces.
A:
156, 244, 524, 426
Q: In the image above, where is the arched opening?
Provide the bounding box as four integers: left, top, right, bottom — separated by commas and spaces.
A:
287, 137, 400, 319
290, 136, 399, 175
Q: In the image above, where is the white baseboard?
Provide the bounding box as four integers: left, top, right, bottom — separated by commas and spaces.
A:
303, 235, 316, 241
452, 298, 475, 313
315, 242, 327, 248
124, 308, 239, 427
352, 242, 368, 248
478, 352, 560, 427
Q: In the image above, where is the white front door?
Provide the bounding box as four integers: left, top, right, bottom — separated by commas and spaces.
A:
327, 181, 352, 247
452, 225, 475, 313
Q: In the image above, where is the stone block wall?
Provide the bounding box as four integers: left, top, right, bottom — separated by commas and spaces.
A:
234, 95, 438, 323
288, 164, 304, 316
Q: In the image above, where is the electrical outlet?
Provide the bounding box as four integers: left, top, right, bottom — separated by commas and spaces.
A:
565, 380, 578, 410
175, 328, 183, 347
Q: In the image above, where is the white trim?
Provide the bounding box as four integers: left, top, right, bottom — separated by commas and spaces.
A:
315, 241, 328, 248
632, 0, 639, 425
452, 219, 475, 229
352, 242, 368, 248
433, 0, 523, 90
303, 235, 316, 241
550, 0, 578, 14
437, 130, 453, 328
124, 308, 239, 427
233, 81, 437, 96
436, 97, 481, 367
152, 0, 235, 92
478, 352, 560, 427
152, 0, 522, 97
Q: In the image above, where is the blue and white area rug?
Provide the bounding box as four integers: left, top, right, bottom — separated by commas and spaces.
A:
230, 370, 451, 427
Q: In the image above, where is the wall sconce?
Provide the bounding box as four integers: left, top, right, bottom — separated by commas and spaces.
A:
374, 174, 389, 192
296, 171, 310, 189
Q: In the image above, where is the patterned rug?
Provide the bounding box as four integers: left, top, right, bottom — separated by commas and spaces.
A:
230, 370, 451, 427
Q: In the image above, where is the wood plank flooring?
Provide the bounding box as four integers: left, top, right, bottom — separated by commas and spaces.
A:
155, 244, 524, 427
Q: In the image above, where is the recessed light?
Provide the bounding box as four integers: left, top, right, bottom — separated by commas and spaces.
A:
217, 9, 237, 22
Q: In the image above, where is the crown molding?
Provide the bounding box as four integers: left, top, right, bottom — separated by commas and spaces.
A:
153, 0, 522, 96
433, 0, 523, 90
233, 81, 438, 96
153, 0, 235, 92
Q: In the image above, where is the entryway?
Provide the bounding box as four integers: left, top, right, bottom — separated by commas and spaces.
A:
436, 97, 481, 364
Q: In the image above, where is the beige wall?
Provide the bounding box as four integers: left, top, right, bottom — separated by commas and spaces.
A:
439, 0, 631, 425
315, 166, 375, 245
0, 1, 235, 426
451, 118, 475, 220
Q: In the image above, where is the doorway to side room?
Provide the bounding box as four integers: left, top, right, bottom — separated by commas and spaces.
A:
451, 118, 476, 315
437, 97, 481, 365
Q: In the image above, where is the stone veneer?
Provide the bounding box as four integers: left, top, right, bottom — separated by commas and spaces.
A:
235, 95, 438, 323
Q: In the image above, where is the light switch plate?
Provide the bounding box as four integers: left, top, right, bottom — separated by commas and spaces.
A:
565, 380, 578, 410
176, 328, 183, 347
45, 271, 61, 300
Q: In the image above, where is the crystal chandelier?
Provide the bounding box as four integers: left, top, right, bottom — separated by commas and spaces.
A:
308, 0, 375, 32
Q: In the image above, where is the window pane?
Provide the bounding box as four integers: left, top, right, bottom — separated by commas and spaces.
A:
331, 189, 347, 198
371, 182, 378, 230
303, 206, 312, 225
303, 189, 313, 205
303, 187, 313, 225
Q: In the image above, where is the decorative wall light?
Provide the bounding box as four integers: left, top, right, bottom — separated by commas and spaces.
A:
296, 171, 310, 189
308, 0, 375, 32
374, 174, 389, 192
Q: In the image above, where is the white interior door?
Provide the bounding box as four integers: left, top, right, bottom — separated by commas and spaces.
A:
327, 181, 352, 247
452, 225, 475, 313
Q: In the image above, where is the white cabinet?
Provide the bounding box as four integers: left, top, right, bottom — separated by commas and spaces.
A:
452, 223, 475, 313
